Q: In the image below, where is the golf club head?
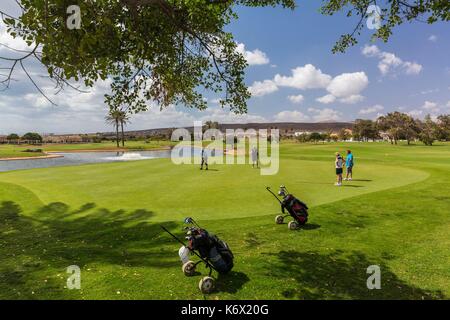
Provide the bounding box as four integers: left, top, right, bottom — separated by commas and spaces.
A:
184, 217, 194, 224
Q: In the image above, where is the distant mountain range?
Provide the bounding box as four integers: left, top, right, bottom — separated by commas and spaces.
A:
100, 122, 354, 138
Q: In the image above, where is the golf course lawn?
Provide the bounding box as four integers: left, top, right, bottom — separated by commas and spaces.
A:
0, 142, 449, 299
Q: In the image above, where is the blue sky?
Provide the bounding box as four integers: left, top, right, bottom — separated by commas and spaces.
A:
0, 1, 449, 134
224, 3, 450, 121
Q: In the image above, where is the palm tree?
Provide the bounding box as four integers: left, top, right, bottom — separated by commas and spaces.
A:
118, 111, 131, 147
105, 109, 123, 148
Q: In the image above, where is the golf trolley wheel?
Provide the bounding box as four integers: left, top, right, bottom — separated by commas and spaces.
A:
288, 221, 300, 230
199, 276, 215, 294
275, 215, 284, 224
182, 261, 196, 276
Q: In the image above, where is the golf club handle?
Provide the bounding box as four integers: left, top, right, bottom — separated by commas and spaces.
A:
160, 225, 216, 270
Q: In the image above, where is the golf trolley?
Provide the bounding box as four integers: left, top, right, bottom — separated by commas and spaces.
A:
161, 217, 234, 294
266, 185, 309, 230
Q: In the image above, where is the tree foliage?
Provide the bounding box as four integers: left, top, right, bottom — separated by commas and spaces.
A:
321, 0, 450, 53
1, 0, 295, 113
353, 119, 379, 141
21, 132, 43, 141
6, 133, 20, 140
418, 115, 438, 146
436, 114, 450, 141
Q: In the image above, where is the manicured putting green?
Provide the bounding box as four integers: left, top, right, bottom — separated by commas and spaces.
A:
0, 158, 427, 221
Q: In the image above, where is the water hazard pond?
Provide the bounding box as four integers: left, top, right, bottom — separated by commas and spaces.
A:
0, 147, 220, 172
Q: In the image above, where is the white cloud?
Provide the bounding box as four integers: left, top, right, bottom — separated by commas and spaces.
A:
326, 71, 369, 100
316, 94, 336, 104
428, 35, 438, 42
246, 64, 369, 103
403, 61, 423, 75
249, 80, 278, 97
274, 110, 310, 122
339, 94, 365, 104
362, 44, 422, 76
308, 107, 342, 122
236, 43, 270, 66
287, 94, 304, 104
421, 101, 440, 113
273, 64, 332, 90
0, 24, 34, 53
361, 44, 380, 57
378, 52, 403, 75
407, 109, 423, 118
359, 104, 384, 115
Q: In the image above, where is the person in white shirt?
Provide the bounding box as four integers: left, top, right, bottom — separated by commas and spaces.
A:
251, 146, 259, 168
335, 152, 344, 186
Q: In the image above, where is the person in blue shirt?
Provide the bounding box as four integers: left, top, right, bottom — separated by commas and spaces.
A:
344, 150, 354, 181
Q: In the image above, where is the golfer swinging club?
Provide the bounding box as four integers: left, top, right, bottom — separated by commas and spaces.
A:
200, 148, 208, 170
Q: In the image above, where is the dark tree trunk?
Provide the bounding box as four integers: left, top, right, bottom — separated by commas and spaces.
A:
116, 120, 120, 148
121, 121, 125, 147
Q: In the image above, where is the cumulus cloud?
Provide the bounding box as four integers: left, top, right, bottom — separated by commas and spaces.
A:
403, 61, 423, 75
361, 44, 380, 57
316, 94, 336, 104
287, 94, 304, 104
273, 64, 332, 90
250, 64, 368, 103
359, 104, 384, 115
326, 72, 369, 98
308, 107, 342, 122
421, 101, 440, 113
339, 95, 365, 104
407, 109, 423, 118
248, 80, 278, 97
236, 43, 270, 66
361, 44, 422, 75
406, 101, 447, 119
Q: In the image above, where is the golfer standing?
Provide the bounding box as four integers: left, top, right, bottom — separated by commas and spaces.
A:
200, 148, 208, 170
335, 152, 344, 186
251, 146, 259, 168
344, 150, 354, 181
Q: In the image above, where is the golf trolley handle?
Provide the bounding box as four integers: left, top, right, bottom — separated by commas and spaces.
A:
160, 225, 187, 247
266, 186, 283, 205
160, 225, 218, 272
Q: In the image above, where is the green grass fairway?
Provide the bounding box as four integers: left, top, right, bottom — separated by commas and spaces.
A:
1, 142, 449, 299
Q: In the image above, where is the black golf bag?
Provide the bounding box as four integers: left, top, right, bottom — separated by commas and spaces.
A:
281, 194, 309, 225
187, 228, 234, 274
267, 186, 309, 228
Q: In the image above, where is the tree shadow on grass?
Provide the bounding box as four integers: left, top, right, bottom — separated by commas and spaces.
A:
0, 200, 183, 298
215, 271, 250, 294
264, 250, 445, 300
301, 223, 321, 231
